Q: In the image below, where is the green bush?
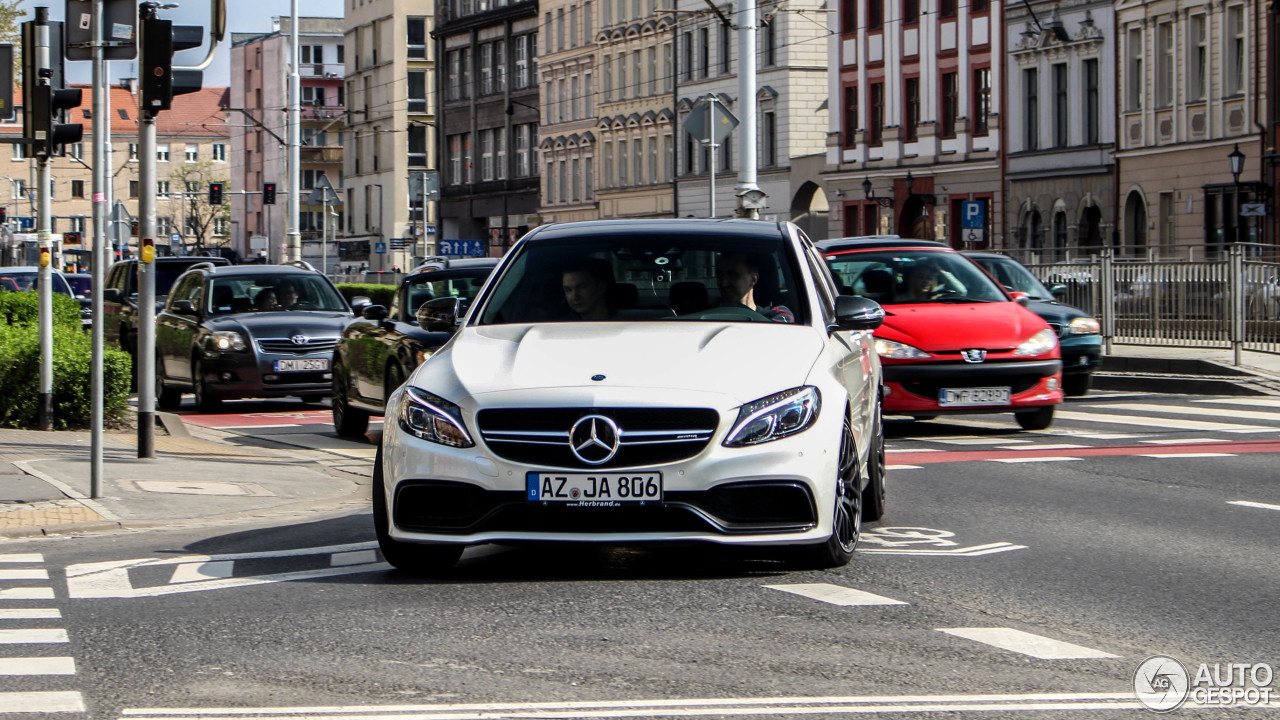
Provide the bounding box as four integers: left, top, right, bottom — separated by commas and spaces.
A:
0, 322, 132, 430
0, 291, 82, 329
336, 283, 397, 309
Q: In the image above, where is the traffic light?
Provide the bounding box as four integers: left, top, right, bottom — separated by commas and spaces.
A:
208, 182, 223, 205
0, 208, 7, 224
139, 13, 204, 118
62, 231, 82, 245
263, 182, 277, 205
29, 84, 84, 157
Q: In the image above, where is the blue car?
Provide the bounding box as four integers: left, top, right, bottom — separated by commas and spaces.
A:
965, 252, 1101, 396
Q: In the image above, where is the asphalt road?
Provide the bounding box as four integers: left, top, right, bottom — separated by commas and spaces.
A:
3, 392, 1279, 719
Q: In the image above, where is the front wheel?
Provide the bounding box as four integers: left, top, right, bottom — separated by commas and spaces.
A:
793, 418, 862, 569
373, 447, 463, 574
861, 403, 887, 522
332, 361, 370, 437
192, 356, 222, 413
1015, 405, 1055, 430
1062, 374, 1092, 397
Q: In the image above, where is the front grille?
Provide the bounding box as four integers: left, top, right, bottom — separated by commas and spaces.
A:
256, 337, 339, 355
262, 371, 330, 385
1047, 322, 1068, 338
476, 407, 719, 469
688, 482, 816, 529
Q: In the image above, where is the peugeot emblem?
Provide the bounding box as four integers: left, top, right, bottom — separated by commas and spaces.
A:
290, 334, 309, 346
569, 415, 621, 465
961, 349, 987, 363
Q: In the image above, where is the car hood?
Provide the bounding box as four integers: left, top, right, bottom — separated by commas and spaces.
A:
207, 312, 352, 338
430, 322, 824, 405
1025, 299, 1087, 323
878, 302, 1050, 351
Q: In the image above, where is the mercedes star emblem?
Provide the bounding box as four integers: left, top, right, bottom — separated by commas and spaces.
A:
569, 415, 621, 465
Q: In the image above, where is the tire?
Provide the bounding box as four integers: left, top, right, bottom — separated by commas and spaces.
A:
910, 415, 938, 422
373, 446, 463, 574
1062, 374, 1092, 397
124, 330, 138, 392
861, 402, 887, 522
297, 394, 325, 404
155, 356, 183, 411
385, 362, 406, 404
331, 360, 370, 437
1015, 405, 1055, 430
793, 417, 862, 569
192, 356, 222, 413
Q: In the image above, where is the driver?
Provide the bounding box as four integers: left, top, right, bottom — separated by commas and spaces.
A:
277, 280, 301, 310
899, 260, 944, 302
715, 252, 794, 323
561, 258, 615, 321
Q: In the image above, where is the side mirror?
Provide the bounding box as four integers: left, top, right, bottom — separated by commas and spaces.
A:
1009, 291, 1031, 307
362, 304, 389, 321
1047, 283, 1067, 298
418, 296, 462, 332
832, 295, 884, 332
103, 287, 121, 302
349, 295, 372, 312
171, 300, 199, 317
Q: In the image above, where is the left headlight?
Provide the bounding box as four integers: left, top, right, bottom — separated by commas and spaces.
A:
724, 386, 821, 447
398, 386, 475, 448
1013, 328, 1058, 357
1068, 317, 1100, 335
210, 331, 247, 352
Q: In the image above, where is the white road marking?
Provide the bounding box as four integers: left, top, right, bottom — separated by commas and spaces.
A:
927, 437, 1030, 445
938, 628, 1117, 660
1140, 437, 1230, 444
1055, 410, 1271, 433
861, 542, 1028, 557
1228, 500, 1280, 512
169, 562, 235, 584
0, 587, 55, 600
0, 569, 50, 580
886, 464, 923, 470
1055, 432, 1152, 440
0, 690, 84, 712
0, 657, 76, 675
988, 456, 1083, 464
886, 448, 942, 453
214, 424, 304, 429
765, 583, 908, 607
0, 554, 43, 563
997, 444, 1088, 451
1094, 402, 1280, 423
0, 628, 69, 644
0, 608, 61, 620
331, 550, 378, 567
323, 448, 379, 459
1138, 453, 1236, 459
1193, 397, 1280, 407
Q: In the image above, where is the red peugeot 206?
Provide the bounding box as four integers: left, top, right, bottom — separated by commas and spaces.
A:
818, 238, 1062, 430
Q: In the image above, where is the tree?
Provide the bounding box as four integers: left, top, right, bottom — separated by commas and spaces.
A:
167, 159, 230, 254
0, 1, 23, 84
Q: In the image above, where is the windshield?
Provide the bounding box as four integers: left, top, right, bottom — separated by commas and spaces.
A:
208, 275, 348, 314
0, 271, 73, 297
403, 271, 491, 318
825, 249, 1007, 305
477, 236, 808, 325
971, 257, 1054, 300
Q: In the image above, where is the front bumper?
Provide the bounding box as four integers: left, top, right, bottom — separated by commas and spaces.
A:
881, 358, 1062, 414
200, 350, 334, 400
1059, 336, 1102, 375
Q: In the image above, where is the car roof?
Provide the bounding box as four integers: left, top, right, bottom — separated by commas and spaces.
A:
816, 237, 950, 253
114, 256, 230, 264
528, 218, 792, 242
1, 266, 64, 274
961, 251, 1012, 261
197, 264, 322, 277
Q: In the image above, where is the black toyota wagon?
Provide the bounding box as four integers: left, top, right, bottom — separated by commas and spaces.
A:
155, 263, 355, 411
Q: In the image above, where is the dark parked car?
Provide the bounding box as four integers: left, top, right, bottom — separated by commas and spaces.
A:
964, 252, 1102, 396
332, 258, 498, 436
155, 264, 355, 411
102, 256, 231, 369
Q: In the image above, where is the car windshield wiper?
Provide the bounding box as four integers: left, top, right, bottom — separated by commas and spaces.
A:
932, 297, 998, 303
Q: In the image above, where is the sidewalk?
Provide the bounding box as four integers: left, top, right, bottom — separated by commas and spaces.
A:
1096, 344, 1280, 395
0, 422, 371, 540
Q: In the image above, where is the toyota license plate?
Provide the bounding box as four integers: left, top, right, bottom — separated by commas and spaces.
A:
526, 472, 662, 506
274, 358, 330, 372
939, 387, 1011, 407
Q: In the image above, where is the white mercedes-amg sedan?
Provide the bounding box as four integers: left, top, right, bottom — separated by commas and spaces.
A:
375, 219, 887, 572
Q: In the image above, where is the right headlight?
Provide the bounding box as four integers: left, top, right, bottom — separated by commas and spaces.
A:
724, 386, 821, 447
1068, 317, 1100, 335
397, 386, 474, 448
874, 338, 932, 359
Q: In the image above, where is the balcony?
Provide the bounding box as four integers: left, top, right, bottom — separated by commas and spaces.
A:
301, 146, 343, 163
300, 63, 346, 79
301, 105, 346, 121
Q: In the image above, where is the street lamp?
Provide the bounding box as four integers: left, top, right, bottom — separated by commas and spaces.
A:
862, 176, 874, 199
904, 170, 915, 196
1228, 144, 1245, 245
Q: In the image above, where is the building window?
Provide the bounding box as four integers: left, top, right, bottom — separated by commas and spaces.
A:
840, 0, 857, 34
649, 137, 658, 182
940, 72, 957, 138
516, 123, 536, 178
618, 53, 628, 99
557, 8, 566, 53
494, 40, 507, 92
869, 82, 884, 146
1053, 63, 1068, 147
603, 140, 614, 186
903, 0, 919, 25
631, 49, 641, 99
157, 180, 171, 196
585, 155, 594, 198
1156, 23, 1173, 108
496, 129, 507, 180
1189, 15, 1207, 101
719, 23, 730, 74
1053, 211, 1068, 249
448, 134, 464, 185
11, 142, 24, 160
481, 130, 494, 181
868, 0, 883, 30
762, 110, 777, 166
663, 42, 673, 92
1084, 59, 1099, 144
479, 45, 493, 95
69, 142, 83, 160
461, 47, 473, 98
515, 35, 530, 89
973, 67, 991, 136
447, 51, 462, 100
407, 70, 427, 113
763, 20, 776, 66
71, 180, 84, 198
572, 157, 581, 200
186, 180, 199, 194
699, 27, 709, 78
129, 180, 139, 198
939, 0, 956, 17
1024, 68, 1039, 150
210, 143, 225, 162
633, 137, 643, 184
618, 140, 628, 184
1126, 27, 1143, 111
602, 56, 613, 100
843, 85, 858, 148
971, 0, 988, 12
129, 143, 138, 161
683, 31, 693, 80
157, 144, 170, 162
558, 159, 567, 202
904, 77, 919, 142
570, 5, 578, 48
1159, 192, 1175, 250
1227, 5, 1245, 95
663, 134, 673, 182
408, 123, 427, 167
648, 46, 658, 95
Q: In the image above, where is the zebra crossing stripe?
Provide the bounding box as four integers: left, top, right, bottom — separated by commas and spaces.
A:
0, 588, 55, 600
0, 569, 50, 580
0, 628, 69, 644
938, 628, 1117, 659
1094, 402, 1280, 424
887, 464, 923, 470
1054, 410, 1271, 433
765, 583, 908, 607
0, 657, 76, 675
988, 456, 1083, 464
0, 609, 61, 620
1138, 453, 1236, 459
0, 690, 85, 712
1192, 397, 1280, 408
0, 554, 44, 563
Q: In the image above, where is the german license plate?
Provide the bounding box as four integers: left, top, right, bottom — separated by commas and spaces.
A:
526, 472, 662, 506
939, 387, 1011, 407
274, 358, 329, 372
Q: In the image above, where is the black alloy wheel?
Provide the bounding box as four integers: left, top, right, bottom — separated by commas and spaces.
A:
1015, 405, 1055, 430
192, 355, 222, 413
861, 401, 887, 522
1062, 374, 1092, 397
372, 446, 463, 574
385, 362, 405, 404
156, 356, 183, 411
331, 360, 370, 437
795, 416, 862, 569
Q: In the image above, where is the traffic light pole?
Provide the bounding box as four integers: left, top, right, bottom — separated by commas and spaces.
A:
137, 109, 156, 458
90, 0, 107, 496
34, 8, 53, 431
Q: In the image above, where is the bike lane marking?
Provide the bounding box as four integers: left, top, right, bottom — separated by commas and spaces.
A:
887, 438, 1280, 465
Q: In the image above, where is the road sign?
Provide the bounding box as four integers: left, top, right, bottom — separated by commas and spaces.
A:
169, 232, 181, 246
409, 171, 441, 202
685, 96, 739, 145
374, 241, 387, 254
18, 216, 34, 231
64, 0, 139, 61
961, 200, 986, 229
425, 224, 437, 235
439, 239, 485, 257
305, 174, 339, 206
1241, 203, 1267, 217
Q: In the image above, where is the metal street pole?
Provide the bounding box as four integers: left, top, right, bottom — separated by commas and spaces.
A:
735, 1, 762, 219
90, 0, 107, 496
35, 7, 54, 431
707, 95, 717, 219
286, 0, 301, 262
321, 192, 328, 276
136, 6, 159, 459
